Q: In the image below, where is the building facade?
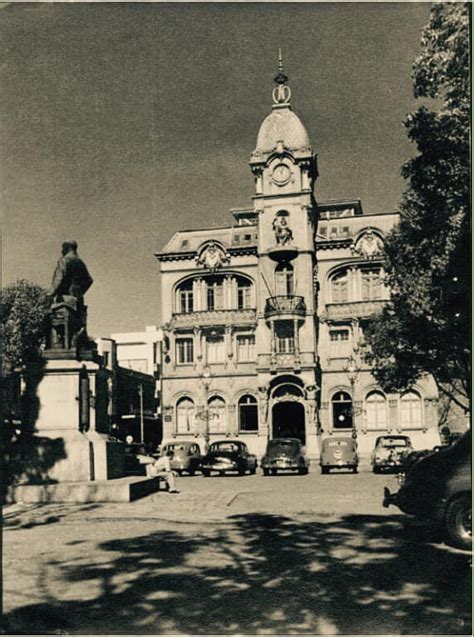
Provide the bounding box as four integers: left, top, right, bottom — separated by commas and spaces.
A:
155, 63, 440, 458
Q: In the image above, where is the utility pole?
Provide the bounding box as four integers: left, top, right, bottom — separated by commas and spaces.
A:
139, 383, 144, 443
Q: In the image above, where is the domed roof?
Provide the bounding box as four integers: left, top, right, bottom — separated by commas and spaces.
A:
255, 106, 311, 154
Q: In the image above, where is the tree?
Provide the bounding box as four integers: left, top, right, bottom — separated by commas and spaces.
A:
363, 3, 470, 412
1, 279, 49, 375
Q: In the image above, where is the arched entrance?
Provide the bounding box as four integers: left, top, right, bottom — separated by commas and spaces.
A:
272, 401, 306, 444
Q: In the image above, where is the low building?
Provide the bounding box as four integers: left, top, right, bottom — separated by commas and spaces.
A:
155, 62, 441, 458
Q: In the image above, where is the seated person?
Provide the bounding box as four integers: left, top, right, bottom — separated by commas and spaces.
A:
146, 449, 179, 493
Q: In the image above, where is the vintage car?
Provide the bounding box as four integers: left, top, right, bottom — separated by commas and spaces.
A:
383, 430, 471, 550
201, 440, 257, 477
320, 437, 359, 474
161, 441, 202, 476
261, 438, 310, 476
371, 435, 413, 473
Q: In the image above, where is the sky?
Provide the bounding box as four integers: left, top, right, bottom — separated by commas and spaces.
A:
1, 2, 432, 338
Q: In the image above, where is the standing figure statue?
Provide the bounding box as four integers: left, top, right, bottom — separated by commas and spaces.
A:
45, 241, 94, 355
48, 240, 93, 309
272, 215, 293, 246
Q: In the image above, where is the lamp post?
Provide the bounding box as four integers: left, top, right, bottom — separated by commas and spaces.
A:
344, 354, 360, 440
197, 366, 212, 448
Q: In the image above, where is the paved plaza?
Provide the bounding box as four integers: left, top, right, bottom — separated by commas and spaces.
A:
3, 468, 471, 635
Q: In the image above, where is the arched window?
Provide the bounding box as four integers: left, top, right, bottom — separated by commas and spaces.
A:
208, 396, 226, 433
176, 280, 193, 314
176, 397, 195, 434
236, 277, 252, 309
401, 391, 423, 428
331, 269, 349, 303
275, 263, 294, 296
365, 391, 387, 430
332, 391, 353, 429
239, 394, 258, 432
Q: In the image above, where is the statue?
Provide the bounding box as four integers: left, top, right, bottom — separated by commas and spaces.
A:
48, 240, 93, 308
272, 215, 293, 245
45, 241, 95, 356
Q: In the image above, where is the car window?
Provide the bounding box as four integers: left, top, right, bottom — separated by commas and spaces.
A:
268, 441, 300, 452
211, 442, 239, 452
381, 439, 410, 447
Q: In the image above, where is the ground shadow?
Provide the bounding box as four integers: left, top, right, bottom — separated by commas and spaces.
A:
3, 512, 471, 635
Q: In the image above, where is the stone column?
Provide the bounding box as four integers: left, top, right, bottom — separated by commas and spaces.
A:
194, 327, 202, 362
193, 279, 201, 311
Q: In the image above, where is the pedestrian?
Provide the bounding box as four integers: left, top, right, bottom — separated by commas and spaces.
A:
147, 449, 179, 493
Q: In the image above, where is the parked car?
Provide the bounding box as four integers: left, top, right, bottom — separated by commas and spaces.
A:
124, 443, 158, 476
201, 440, 257, 477
261, 438, 310, 476
371, 435, 413, 473
383, 430, 471, 550
320, 437, 359, 474
161, 441, 202, 476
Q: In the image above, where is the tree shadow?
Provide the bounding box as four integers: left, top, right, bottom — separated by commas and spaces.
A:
3, 513, 471, 635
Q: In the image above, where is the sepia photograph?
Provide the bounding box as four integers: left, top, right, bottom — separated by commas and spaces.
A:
1, 1, 471, 635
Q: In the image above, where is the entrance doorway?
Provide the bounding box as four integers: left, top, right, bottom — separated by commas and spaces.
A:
272, 401, 306, 444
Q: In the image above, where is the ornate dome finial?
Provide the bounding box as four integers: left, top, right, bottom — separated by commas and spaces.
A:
272, 48, 291, 108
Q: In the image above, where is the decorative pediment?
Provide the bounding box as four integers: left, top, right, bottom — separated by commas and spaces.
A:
352, 229, 384, 260
195, 241, 230, 272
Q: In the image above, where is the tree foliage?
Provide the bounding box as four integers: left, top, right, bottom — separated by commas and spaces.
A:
1, 280, 49, 375
364, 2, 470, 410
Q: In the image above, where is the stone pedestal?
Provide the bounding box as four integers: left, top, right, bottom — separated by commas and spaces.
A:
22, 358, 124, 484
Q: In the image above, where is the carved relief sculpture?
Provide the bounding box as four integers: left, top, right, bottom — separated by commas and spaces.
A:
195, 242, 230, 272
352, 229, 384, 260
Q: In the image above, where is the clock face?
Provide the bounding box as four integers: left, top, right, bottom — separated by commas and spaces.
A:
272, 164, 291, 185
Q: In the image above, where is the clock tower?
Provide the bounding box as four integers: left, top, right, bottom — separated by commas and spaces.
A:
250, 53, 320, 456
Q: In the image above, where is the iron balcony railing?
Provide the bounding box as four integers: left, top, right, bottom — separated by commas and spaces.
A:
264, 295, 307, 319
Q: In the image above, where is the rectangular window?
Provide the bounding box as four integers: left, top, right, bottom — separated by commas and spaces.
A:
275, 323, 295, 354
207, 281, 224, 310
176, 338, 194, 364
237, 285, 252, 309
179, 289, 193, 313
206, 335, 225, 363
361, 269, 382, 301
329, 329, 351, 358
237, 335, 255, 362
332, 276, 348, 303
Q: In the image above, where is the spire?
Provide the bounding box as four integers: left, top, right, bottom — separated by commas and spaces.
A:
272, 49, 291, 109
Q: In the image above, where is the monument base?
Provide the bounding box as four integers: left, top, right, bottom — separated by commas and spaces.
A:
7, 476, 160, 504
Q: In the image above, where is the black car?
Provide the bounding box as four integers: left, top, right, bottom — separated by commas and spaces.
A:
261, 438, 310, 476
384, 430, 471, 550
201, 440, 257, 477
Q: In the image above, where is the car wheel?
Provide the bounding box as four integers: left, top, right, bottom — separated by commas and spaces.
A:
353, 466, 358, 474
262, 468, 269, 476
271, 469, 277, 476
321, 467, 329, 475
238, 467, 246, 476
202, 469, 210, 477
445, 494, 472, 551
298, 467, 308, 475
373, 466, 379, 474
250, 467, 257, 475
188, 468, 195, 477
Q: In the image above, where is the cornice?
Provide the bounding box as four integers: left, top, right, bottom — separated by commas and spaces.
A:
156, 246, 258, 263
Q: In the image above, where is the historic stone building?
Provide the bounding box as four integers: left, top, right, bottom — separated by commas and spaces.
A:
155, 61, 440, 458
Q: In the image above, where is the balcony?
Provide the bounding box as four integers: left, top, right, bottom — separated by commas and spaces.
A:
171, 308, 257, 329
264, 295, 307, 321
322, 300, 385, 321
257, 351, 316, 372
